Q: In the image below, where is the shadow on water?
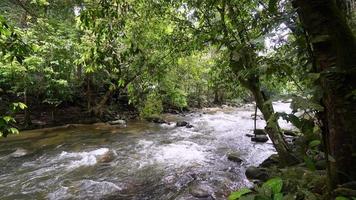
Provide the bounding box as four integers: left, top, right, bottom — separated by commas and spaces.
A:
0, 102, 294, 200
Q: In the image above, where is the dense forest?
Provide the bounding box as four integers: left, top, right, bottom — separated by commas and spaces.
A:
0, 0, 355, 199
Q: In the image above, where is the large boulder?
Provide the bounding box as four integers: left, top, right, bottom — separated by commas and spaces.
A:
251, 135, 269, 143
259, 154, 279, 167
245, 166, 269, 181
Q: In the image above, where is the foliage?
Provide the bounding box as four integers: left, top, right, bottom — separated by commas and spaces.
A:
139, 92, 163, 119
0, 102, 27, 137
228, 177, 284, 200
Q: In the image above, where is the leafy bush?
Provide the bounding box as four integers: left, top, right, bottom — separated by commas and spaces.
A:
139, 92, 163, 119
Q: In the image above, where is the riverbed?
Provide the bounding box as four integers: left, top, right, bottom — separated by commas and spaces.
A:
0, 102, 293, 200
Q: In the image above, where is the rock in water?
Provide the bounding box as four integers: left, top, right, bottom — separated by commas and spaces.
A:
253, 129, 266, 135
245, 134, 254, 137
97, 150, 115, 163
227, 152, 243, 163
189, 182, 213, 198
10, 148, 30, 158
176, 121, 189, 127
108, 119, 126, 126
185, 124, 194, 128
251, 135, 269, 143
259, 154, 279, 167
245, 166, 269, 181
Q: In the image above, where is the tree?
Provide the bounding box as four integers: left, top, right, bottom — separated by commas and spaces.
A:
293, 0, 356, 192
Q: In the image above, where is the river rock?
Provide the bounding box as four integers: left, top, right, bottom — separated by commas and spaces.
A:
189, 182, 213, 198
245, 166, 269, 181
251, 135, 269, 143
227, 152, 243, 163
176, 121, 189, 127
10, 148, 30, 158
108, 119, 126, 126
253, 129, 266, 135
185, 124, 194, 128
259, 154, 279, 167
97, 150, 115, 163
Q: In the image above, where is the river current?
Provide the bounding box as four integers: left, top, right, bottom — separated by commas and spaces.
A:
0, 102, 293, 200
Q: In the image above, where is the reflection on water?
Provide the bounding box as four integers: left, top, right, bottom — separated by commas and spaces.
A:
0, 102, 293, 200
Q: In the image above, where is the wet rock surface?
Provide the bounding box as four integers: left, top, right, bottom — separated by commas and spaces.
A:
176, 121, 189, 127
245, 166, 269, 181
189, 182, 213, 198
227, 152, 243, 163
259, 154, 279, 167
9, 148, 31, 158
251, 135, 269, 143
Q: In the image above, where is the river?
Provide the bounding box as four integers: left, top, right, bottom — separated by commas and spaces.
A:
0, 102, 293, 200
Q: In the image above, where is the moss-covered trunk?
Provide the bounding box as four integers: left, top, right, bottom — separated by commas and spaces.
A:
293, 0, 356, 190
241, 77, 297, 166
229, 52, 297, 166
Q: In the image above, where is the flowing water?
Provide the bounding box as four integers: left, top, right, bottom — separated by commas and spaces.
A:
0, 102, 293, 200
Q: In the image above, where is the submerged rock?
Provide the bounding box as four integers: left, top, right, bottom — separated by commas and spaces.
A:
245, 166, 269, 181
108, 119, 126, 126
176, 121, 189, 127
251, 135, 269, 143
10, 148, 31, 158
189, 182, 213, 198
97, 150, 115, 163
227, 152, 243, 163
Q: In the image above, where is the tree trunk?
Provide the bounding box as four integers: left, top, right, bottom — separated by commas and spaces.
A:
293, 0, 356, 191
242, 78, 298, 166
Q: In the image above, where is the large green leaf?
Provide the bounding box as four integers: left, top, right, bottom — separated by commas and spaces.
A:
228, 188, 252, 200
262, 177, 283, 195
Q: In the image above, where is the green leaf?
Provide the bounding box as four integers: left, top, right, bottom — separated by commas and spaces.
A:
273, 193, 283, 200
18, 102, 27, 110
262, 177, 283, 195
3, 116, 13, 123
228, 188, 252, 200
8, 127, 19, 134
308, 140, 321, 148
335, 197, 349, 200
